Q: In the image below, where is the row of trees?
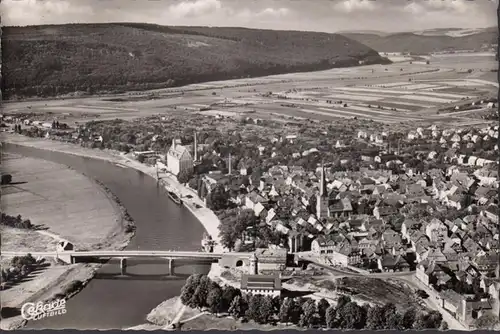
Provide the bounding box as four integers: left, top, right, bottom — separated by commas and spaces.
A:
1, 213, 34, 229
179, 274, 445, 330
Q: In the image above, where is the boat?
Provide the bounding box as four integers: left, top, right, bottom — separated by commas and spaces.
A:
167, 191, 183, 205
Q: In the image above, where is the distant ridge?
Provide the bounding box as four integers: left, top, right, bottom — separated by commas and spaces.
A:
340, 27, 497, 54
1, 23, 390, 99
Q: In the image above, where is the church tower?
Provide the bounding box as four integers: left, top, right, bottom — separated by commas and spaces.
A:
316, 162, 330, 219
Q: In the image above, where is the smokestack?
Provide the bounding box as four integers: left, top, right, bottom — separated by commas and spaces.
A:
194, 132, 198, 162
172, 138, 176, 149
228, 153, 232, 175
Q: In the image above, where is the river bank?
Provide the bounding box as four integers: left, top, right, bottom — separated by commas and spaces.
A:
1, 149, 137, 330
3, 134, 224, 253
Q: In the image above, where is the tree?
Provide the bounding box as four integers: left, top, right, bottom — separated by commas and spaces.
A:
474, 313, 498, 329
222, 285, 240, 312
190, 275, 211, 309
413, 312, 427, 330
325, 305, 337, 329
402, 307, 417, 329
228, 295, 247, 319
426, 310, 443, 329
271, 295, 282, 314
335, 295, 351, 312
259, 296, 274, 324
206, 285, 223, 315
246, 294, 263, 323
177, 170, 192, 184
279, 297, 294, 325
1, 174, 12, 185
188, 176, 199, 190
382, 303, 397, 329
386, 311, 403, 330
317, 298, 330, 326
440, 321, 449, 330
413, 311, 441, 329
218, 209, 257, 251
180, 274, 202, 305
299, 299, 318, 328
366, 305, 385, 330
338, 301, 365, 329
206, 184, 229, 211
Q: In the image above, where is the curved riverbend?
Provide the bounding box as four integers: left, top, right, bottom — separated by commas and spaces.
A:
4, 143, 211, 329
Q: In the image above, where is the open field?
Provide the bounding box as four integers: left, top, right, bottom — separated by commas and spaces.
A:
2, 53, 497, 129
1, 153, 125, 251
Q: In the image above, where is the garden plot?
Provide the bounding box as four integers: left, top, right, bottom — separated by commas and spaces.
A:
366, 82, 416, 88
402, 84, 441, 90
325, 93, 387, 101
436, 80, 486, 87
344, 105, 424, 120
407, 90, 469, 99
336, 86, 459, 99
419, 86, 455, 91
364, 102, 418, 112
398, 94, 455, 104
317, 107, 412, 123
379, 98, 435, 108
300, 108, 354, 119
42, 106, 124, 114
343, 105, 395, 115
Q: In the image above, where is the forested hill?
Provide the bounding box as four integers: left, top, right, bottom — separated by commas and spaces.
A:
2, 23, 390, 99
341, 28, 498, 54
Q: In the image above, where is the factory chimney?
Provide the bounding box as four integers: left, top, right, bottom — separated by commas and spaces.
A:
194, 132, 198, 162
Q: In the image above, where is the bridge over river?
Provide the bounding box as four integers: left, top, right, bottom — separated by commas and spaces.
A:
1, 251, 253, 276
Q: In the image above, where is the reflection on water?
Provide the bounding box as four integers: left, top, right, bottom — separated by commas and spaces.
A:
4, 144, 211, 329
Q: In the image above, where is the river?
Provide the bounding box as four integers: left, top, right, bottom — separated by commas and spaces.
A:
3, 143, 212, 329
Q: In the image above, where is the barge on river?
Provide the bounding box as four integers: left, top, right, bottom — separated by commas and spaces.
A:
168, 191, 183, 205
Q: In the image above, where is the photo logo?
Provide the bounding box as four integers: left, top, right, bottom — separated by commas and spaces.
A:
21, 299, 67, 321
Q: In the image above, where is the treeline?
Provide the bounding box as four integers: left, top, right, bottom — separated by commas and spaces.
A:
179, 274, 445, 330
1, 213, 34, 229
2, 24, 389, 99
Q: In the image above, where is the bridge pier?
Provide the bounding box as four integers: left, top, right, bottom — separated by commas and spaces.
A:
120, 258, 127, 276
168, 258, 174, 276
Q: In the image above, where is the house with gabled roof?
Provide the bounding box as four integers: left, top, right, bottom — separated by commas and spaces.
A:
425, 218, 448, 244
328, 198, 353, 218
378, 254, 410, 272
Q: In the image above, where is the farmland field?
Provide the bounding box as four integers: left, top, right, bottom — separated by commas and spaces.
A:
2, 52, 497, 128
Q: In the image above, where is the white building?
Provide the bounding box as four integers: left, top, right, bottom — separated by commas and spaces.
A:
166, 139, 193, 176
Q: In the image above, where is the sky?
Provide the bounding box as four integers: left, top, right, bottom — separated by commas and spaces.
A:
1, 0, 498, 33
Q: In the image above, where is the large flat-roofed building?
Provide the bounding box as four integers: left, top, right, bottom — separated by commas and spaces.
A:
167, 139, 193, 176
241, 273, 282, 297
254, 248, 287, 274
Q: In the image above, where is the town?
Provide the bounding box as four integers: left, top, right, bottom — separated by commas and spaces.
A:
1, 85, 499, 330
1, 0, 499, 331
